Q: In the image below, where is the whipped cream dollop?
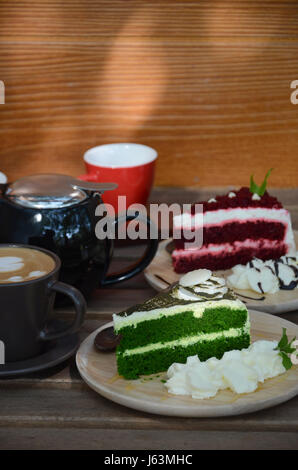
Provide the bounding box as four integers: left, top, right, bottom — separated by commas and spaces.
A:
175, 269, 228, 301
164, 340, 285, 399
227, 254, 298, 294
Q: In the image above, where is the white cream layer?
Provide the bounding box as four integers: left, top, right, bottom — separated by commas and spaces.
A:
120, 317, 250, 357
113, 298, 246, 332
174, 207, 292, 230
172, 238, 290, 257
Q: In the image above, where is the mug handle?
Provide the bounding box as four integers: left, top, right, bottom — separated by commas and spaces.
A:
101, 214, 159, 286
39, 281, 86, 341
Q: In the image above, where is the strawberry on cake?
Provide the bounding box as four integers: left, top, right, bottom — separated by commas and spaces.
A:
172, 170, 296, 273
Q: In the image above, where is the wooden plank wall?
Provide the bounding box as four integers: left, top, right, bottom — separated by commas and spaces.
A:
0, 0, 298, 187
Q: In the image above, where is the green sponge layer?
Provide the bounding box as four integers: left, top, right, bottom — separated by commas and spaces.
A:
116, 332, 250, 380
117, 307, 247, 351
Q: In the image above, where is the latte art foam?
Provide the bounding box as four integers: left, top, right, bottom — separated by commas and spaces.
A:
0, 257, 24, 272
0, 247, 55, 284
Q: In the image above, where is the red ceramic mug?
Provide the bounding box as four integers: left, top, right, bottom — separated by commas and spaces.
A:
79, 143, 157, 211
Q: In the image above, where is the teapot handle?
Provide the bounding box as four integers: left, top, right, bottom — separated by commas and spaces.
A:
0, 183, 8, 195
101, 214, 158, 286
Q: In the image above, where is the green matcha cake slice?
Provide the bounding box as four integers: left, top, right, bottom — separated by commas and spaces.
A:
113, 269, 250, 379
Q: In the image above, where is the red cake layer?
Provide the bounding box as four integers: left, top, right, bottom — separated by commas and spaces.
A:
172, 186, 295, 273
174, 220, 286, 250
190, 187, 282, 214
172, 243, 288, 273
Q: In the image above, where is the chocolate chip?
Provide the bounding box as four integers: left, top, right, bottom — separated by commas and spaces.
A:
94, 327, 122, 352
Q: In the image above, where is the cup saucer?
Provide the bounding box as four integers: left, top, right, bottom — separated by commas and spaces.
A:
0, 320, 79, 378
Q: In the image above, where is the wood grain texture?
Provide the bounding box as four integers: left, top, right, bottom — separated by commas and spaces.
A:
2, 429, 298, 450
0, 1, 298, 187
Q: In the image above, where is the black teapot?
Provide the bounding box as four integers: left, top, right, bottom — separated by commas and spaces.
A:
0, 174, 158, 301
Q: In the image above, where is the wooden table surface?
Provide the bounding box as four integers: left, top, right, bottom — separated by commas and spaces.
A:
1, 188, 298, 450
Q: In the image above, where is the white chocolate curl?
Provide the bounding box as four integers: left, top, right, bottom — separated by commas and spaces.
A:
179, 269, 212, 287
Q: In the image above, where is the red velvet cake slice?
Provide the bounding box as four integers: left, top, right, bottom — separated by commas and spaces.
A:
172, 187, 296, 273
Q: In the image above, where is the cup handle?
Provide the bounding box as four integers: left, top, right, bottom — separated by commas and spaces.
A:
39, 281, 86, 341
101, 214, 159, 286
78, 173, 99, 182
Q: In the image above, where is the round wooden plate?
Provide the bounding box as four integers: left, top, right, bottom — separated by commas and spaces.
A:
76, 310, 298, 417
144, 231, 298, 314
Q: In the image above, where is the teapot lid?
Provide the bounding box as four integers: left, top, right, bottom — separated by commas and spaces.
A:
6, 174, 89, 209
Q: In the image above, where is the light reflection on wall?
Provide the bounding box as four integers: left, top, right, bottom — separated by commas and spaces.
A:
94, 5, 168, 142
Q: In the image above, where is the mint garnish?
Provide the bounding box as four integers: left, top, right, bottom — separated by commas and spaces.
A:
250, 168, 273, 196
274, 328, 296, 370
279, 352, 293, 371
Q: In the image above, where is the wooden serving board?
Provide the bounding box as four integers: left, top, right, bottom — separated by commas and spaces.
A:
144, 231, 298, 314
76, 310, 298, 418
